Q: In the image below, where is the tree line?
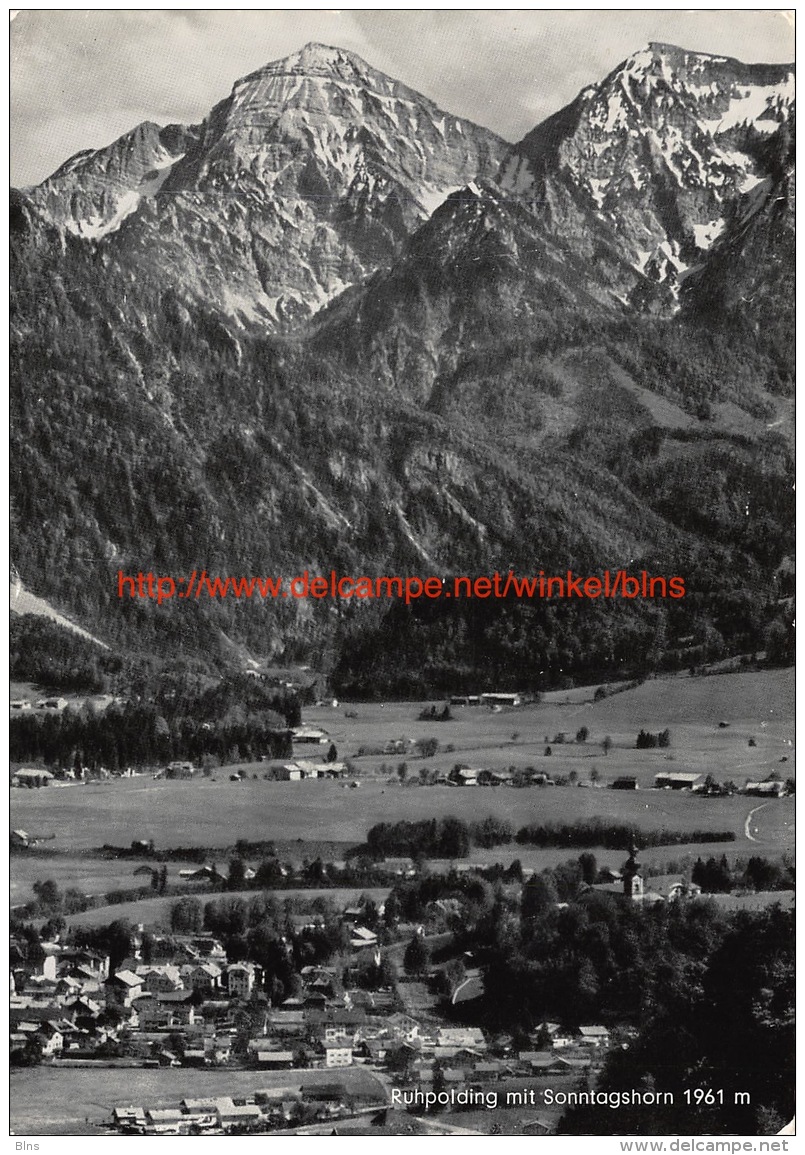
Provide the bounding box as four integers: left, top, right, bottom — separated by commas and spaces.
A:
357, 815, 735, 858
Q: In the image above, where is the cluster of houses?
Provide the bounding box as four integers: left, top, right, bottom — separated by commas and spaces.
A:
445, 765, 544, 787
614, 772, 790, 795
448, 693, 525, 708
106, 1017, 611, 1135
109, 1085, 384, 1136
11, 765, 138, 787
16, 852, 759, 1135
260, 761, 347, 782
8, 904, 391, 1075
11, 697, 69, 713
10, 885, 614, 1106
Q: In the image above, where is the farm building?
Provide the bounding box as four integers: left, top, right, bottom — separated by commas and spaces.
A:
744, 780, 786, 797
12, 768, 54, 788
111, 1107, 146, 1131
36, 697, 68, 711
349, 925, 378, 951
578, 1025, 610, 1047
145, 1108, 184, 1133
254, 1050, 295, 1068
479, 769, 513, 786
655, 772, 704, 790
480, 692, 523, 707
10, 699, 32, 711
266, 762, 302, 781
611, 776, 638, 790
291, 727, 329, 744
295, 760, 329, 778
165, 761, 195, 778
449, 766, 481, 786
381, 857, 416, 877
10, 829, 31, 848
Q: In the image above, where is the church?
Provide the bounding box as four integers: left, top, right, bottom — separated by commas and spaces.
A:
583, 845, 702, 905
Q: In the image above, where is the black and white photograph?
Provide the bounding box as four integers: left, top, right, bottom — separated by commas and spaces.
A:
9, 8, 795, 1141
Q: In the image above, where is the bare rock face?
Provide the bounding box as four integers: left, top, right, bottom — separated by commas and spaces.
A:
503, 43, 794, 304
23, 41, 793, 327
28, 42, 507, 328
29, 120, 200, 239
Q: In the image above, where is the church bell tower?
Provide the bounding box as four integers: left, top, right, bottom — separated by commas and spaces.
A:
622, 843, 644, 899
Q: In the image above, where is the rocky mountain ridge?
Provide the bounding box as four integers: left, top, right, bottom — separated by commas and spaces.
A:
11, 41, 795, 689
27, 42, 508, 326
24, 41, 794, 325
504, 42, 794, 303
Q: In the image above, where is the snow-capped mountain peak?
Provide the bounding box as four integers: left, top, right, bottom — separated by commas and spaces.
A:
20, 41, 793, 325
505, 42, 794, 302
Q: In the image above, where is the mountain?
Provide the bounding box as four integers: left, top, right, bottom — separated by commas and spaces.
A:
503, 43, 794, 303
10, 43, 795, 694
28, 42, 507, 326
28, 120, 200, 239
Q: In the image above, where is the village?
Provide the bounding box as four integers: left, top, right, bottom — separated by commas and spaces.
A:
11, 819, 795, 1137
10, 893, 625, 1136
10, 669, 795, 1135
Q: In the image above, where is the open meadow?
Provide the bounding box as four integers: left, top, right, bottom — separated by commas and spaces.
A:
9, 853, 210, 907
11, 669, 794, 912
10, 1064, 387, 1136
11, 771, 793, 852
309, 666, 794, 782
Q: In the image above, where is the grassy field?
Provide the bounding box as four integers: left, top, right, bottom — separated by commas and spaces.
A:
10, 840, 363, 904
11, 670, 794, 904
9, 853, 208, 906
10, 1064, 387, 1135
11, 774, 793, 850
312, 667, 794, 778
429, 827, 794, 877
65, 886, 392, 929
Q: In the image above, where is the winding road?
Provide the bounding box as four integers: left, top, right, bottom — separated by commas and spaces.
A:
744, 800, 773, 843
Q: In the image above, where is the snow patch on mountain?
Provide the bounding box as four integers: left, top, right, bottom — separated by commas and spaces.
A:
702, 75, 795, 136
692, 220, 725, 250
418, 184, 463, 216
67, 191, 142, 239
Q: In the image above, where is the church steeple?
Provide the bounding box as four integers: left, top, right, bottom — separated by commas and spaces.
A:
622, 843, 643, 898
